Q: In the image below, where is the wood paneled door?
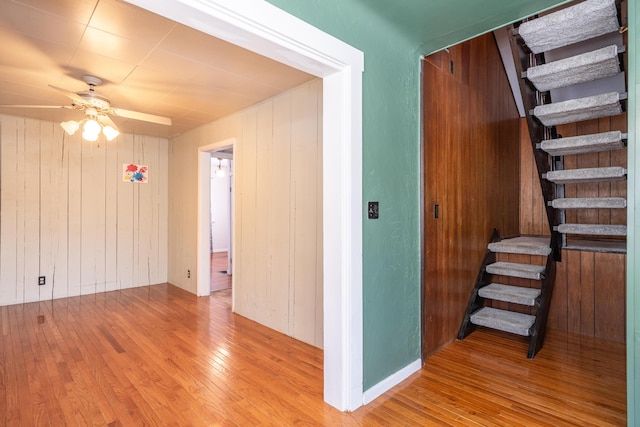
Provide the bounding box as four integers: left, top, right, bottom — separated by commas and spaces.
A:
422, 33, 521, 358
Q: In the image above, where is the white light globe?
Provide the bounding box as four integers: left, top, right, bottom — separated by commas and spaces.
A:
83, 119, 101, 134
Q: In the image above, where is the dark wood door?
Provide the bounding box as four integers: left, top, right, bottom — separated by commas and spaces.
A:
422, 33, 521, 358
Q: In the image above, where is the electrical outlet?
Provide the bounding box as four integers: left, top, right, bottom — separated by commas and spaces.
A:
38, 276, 46, 286
187, 270, 191, 279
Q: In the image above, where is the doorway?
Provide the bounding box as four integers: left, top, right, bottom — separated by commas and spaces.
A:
210, 154, 233, 292
142, 0, 365, 410
198, 139, 236, 300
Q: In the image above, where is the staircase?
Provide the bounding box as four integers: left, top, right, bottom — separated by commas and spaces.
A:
458, 0, 627, 357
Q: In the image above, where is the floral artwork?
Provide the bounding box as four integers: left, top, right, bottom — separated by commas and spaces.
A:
123, 163, 148, 183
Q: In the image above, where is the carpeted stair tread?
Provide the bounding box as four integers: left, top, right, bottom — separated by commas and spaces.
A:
526, 45, 621, 92
479, 283, 541, 306
470, 307, 536, 336
488, 236, 551, 256
518, 0, 619, 54
486, 262, 546, 280
540, 130, 625, 156
533, 92, 623, 126
556, 224, 627, 236
551, 197, 627, 209
545, 166, 627, 184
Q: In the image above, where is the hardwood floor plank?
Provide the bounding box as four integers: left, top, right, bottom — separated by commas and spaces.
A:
0, 284, 626, 426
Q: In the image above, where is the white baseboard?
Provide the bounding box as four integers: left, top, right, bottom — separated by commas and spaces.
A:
362, 358, 422, 405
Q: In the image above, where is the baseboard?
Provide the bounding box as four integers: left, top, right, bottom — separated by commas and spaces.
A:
362, 358, 422, 405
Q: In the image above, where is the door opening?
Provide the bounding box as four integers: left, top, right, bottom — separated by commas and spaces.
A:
198, 139, 236, 300
210, 155, 233, 292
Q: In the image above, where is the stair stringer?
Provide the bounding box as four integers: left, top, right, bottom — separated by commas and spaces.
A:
527, 236, 557, 358
507, 23, 563, 261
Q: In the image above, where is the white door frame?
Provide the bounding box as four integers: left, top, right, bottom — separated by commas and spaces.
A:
125, 0, 365, 411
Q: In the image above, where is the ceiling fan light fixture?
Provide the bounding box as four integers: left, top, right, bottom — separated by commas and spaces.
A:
82, 128, 99, 141
102, 125, 119, 141
83, 118, 101, 134
214, 158, 226, 177
60, 120, 80, 135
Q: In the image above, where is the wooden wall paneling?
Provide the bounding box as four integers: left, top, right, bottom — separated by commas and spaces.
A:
269, 94, 292, 335
598, 117, 612, 225
155, 138, 169, 286
422, 58, 442, 356
14, 119, 27, 303
557, 122, 578, 226
136, 137, 156, 287
549, 255, 568, 331
116, 135, 135, 290
66, 133, 82, 297
0, 114, 168, 307
237, 108, 259, 317
437, 57, 454, 348
609, 112, 627, 226
291, 83, 320, 346
594, 252, 626, 342
131, 138, 141, 291
579, 251, 595, 336
575, 120, 600, 225
255, 101, 273, 327
39, 122, 69, 300
531, 152, 547, 236
566, 250, 582, 335
520, 120, 535, 235
104, 135, 119, 293
80, 139, 107, 295
0, 116, 19, 304
445, 57, 461, 343
23, 118, 41, 302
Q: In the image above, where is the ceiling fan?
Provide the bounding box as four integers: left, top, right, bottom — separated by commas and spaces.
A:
0, 75, 172, 141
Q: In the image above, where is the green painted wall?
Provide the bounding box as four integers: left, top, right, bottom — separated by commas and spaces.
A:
266, 2, 637, 411
627, 1, 638, 425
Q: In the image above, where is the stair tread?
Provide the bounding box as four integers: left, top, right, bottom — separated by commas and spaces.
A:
479, 283, 541, 306
519, 0, 619, 54
552, 197, 627, 209
545, 166, 627, 184
557, 224, 627, 236
486, 261, 546, 280
527, 45, 620, 92
533, 92, 622, 127
470, 307, 536, 336
564, 237, 627, 254
488, 236, 551, 256
540, 130, 625, 156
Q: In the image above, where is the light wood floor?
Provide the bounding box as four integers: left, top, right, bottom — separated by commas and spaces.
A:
0, 284, 626, 426
210, 251, 232, 292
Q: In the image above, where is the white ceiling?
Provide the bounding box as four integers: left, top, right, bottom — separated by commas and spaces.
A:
0, 0, 315, 138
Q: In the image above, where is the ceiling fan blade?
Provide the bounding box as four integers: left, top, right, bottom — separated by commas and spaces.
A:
0, 104, 73, 109
110, 107, 172, 126
99, 114, 118, 129
48, 84, 88, 105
